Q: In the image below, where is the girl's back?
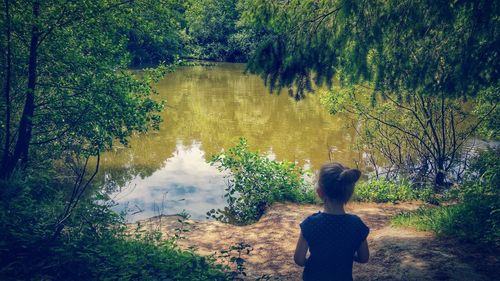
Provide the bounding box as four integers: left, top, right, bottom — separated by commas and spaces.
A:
300, 212, 369, 281
294, 162, 370, 281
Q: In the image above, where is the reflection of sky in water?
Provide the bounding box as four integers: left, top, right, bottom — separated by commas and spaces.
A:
111, 141, 227, 221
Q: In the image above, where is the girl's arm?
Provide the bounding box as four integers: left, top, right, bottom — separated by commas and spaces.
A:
354, 239, 369, 263
294, 231, 309, 266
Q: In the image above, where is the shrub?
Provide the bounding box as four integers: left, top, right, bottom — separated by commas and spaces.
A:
0, 173, 227, 280
392, 148, 500, 248
353, 179, 434, 203
207, 138, 316, 225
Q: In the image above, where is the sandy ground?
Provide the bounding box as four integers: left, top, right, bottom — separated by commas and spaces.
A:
133, 202, 498, 280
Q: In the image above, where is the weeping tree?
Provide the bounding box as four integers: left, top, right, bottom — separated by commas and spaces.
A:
0, 0, 183, 179
241, 0, 499, 187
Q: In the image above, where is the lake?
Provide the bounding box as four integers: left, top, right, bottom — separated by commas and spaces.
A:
98, 63, 359, 221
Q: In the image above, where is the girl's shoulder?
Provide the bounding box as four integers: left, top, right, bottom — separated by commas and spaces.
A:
301, 212, 353, 224
301, 212, 368, 229
300, 212, 370, 243
304, 211, 361, 220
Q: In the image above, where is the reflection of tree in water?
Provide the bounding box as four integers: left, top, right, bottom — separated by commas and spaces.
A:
97, 63, 360, 191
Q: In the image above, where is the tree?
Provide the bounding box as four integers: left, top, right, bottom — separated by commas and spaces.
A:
321, 85, 495, 187
0, 0, 177, 178
124, 0, 185, 67
243, 0, 498, 98
184, 0, 267, 62
241, 0, 499, 186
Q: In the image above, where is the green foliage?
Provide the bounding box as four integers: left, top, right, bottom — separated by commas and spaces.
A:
0, 173, 226, 280
218, 242, 252, 280
353, 179, 434, 203
207, 138, 316, 225
392, 148, 500, 248
124, 0, 185, 67
320, 86, 486, 187
243, 0, 499, 100
242, 0, 499, 185
70, 234, 226, 281
475, 85, 500, 140
184, 0, 267, 62
0, 0, 176, 177
185, 0, 237, 61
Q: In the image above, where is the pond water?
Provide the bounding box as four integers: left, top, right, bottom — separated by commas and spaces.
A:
98, 63, 359, 221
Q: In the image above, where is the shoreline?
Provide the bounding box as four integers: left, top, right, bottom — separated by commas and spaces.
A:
127, 201, 496, 280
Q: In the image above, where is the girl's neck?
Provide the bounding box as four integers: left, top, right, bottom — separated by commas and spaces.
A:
323, 200, 346, 215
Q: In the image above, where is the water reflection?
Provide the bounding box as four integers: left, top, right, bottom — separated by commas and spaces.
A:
99, 63, 360, 221
110, 141, 227, 221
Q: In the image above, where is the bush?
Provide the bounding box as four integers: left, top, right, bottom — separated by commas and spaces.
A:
353, 179, 434, 203
62, 231, 227, 281
207, 138, 316, 225
392, 148, 500, 248
0, 173, 226, 280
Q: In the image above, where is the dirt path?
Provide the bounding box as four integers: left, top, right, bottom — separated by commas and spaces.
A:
134, 202, 498, 280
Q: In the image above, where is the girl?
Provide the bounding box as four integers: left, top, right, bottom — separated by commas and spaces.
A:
294, 162, 370, 281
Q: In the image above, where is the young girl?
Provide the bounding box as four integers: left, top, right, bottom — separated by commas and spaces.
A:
294, 162, 370, 281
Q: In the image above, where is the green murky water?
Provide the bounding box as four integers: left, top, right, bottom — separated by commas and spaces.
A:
99, 63, 358, 221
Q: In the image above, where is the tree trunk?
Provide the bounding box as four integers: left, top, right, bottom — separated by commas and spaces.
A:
1, 1, 40, 178
1, 0, 12, 173
434, 159, 446, 189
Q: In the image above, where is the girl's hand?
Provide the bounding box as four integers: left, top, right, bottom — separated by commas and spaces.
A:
294, 231, 309, 266
354, 239, 369, 263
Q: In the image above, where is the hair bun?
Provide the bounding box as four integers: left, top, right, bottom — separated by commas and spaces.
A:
339, 169, 361, 184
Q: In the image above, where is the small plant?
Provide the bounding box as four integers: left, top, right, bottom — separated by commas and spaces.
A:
218, 242, 253, 280
173, 210, 192, 242
216, 241, 274, 281
207, 138, 316, 225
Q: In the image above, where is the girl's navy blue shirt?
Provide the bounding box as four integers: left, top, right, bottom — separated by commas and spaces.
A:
300, 212, 369, 281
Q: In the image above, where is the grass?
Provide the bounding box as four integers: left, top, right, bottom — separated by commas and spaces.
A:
353, 179, 434, 203
391, 199, 499, 249
392, 148, 500, 249
391, 205, 462, 233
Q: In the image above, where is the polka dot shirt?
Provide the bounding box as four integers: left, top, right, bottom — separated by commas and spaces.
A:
300, 212, 370, 281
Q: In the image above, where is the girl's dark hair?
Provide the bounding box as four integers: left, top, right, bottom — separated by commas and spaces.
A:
318, 162, 361, 203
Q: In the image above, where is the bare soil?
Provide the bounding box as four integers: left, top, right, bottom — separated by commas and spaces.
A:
133, 202, 499, 280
